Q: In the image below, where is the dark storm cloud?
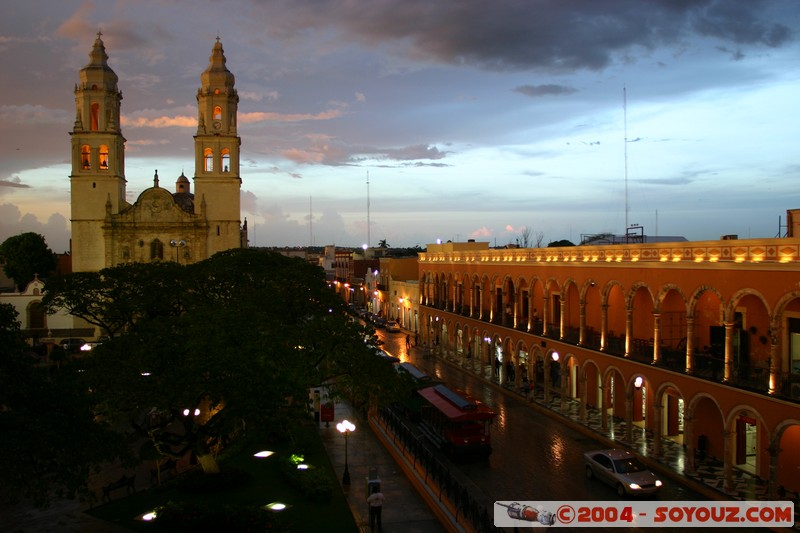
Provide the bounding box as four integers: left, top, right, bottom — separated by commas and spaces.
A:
514, 84, 578, 97
0, 177, 30, 189
690, 1, 792, 46
259, 0, 793, 72
381, 145, 449, 161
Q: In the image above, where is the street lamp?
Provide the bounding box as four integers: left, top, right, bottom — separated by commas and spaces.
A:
170, 239, 186, 263
336, 419, 355, 485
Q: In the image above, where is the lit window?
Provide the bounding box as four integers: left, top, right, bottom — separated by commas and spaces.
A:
99, 145, 109, 169
222, 149, 230, 172
204, 148, 214, 171
81, 145, 91, 169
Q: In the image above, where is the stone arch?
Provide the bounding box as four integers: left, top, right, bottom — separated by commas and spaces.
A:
655, 283, 688, 313
725, 404, 769, 477
653, 382, 686, 443
726, 288, 772, 324
626, 371, 654, 442
514, 338, 532, 385
626, 281, 655, 310
562, 278, 580, 342
581, 279, 603, 349
685, 392, 725, 465
581, 359, 603, 409
559, 351, 579, 400
773, 420, 800, 494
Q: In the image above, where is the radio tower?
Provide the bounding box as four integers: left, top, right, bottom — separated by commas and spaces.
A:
366, 171, 371, 249
624, 85, 629, 238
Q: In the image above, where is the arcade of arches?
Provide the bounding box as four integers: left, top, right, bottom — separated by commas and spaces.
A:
419, 239, 800, 497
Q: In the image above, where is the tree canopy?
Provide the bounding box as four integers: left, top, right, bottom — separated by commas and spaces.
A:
0, 303, 130, 507
44, 249, 403, 476
0, 232, 57, 291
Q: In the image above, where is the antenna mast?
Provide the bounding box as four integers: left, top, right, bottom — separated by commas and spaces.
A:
366, 171, 371, 248
624, 85, 629, 238
309, 196, 313, 247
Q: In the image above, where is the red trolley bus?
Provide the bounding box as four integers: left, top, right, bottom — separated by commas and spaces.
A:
416, 383, 496, 461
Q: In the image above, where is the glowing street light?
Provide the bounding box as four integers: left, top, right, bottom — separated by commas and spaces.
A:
336, 419, 356, 485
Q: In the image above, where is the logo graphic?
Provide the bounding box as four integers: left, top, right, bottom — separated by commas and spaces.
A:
496, 502, 556, 526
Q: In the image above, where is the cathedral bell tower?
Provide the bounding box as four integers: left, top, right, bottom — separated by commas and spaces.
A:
193, 38, 242, 257
69, 32, 127, 272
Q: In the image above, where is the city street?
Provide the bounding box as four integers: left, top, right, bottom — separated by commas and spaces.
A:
375, 328, 707, 506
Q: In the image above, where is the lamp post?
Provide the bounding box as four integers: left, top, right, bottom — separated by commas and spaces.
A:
170, 239, 186, 263
336, 419, 355, 485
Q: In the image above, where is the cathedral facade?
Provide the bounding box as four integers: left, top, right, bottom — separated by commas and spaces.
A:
69, 34, 247, 273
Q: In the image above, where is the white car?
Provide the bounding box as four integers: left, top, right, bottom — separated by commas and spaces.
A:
385, 321, 401, 332
584, 449, 663, 496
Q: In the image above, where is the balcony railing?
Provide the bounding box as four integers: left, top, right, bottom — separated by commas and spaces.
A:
421, 303, 798, 404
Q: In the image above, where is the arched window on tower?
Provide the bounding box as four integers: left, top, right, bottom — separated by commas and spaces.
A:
91, 103, 100, 131
81, 145, 92, 169
204, 148, 214, 172
150, 239, 164, 261
99, 145, 109, 170
213, 105, 222, 120
221, 149, 230, 173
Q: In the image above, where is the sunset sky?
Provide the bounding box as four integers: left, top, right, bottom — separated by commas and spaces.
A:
1, 1, 799, 254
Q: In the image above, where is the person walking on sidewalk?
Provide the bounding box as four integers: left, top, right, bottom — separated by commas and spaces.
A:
367, 485, 385, 532
405, 334, 411, 350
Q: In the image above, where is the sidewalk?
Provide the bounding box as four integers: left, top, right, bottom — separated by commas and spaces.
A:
318, 400, 448, 532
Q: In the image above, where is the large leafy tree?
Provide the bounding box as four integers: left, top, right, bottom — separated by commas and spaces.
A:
0, 232, 58, 291
43, 261, 186, 337
0, 303, 130, 507
47, 249, 402, 476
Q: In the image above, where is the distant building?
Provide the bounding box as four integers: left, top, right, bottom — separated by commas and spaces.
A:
0, 275, 87, 350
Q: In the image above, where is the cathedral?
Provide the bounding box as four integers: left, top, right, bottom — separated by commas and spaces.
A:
69, 34, 247, 273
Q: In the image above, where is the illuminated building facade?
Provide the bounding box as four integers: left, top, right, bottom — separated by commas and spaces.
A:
419, 235, 800, 496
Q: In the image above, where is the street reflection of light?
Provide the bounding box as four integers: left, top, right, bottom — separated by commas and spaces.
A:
548, 433, 566, 468
493, 404, 508, 431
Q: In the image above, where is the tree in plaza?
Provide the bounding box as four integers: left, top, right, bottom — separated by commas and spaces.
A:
0, 232, 58, 291
43, 261, 186, 338
0, 303, 131, 507
49, 249, 402, 476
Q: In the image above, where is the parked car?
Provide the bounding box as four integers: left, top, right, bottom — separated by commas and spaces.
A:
583, 449, 663, 496
60, 338, 87, 354
385, 321, 401, 332
374, 348, 400, 363
373, 316, 387, 328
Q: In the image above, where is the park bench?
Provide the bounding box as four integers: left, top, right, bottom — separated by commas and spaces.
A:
101, 474, 136, 502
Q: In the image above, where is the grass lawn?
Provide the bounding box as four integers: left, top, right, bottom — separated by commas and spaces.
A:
86, 422, 358, 532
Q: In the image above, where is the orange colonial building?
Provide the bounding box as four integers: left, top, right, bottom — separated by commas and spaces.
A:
418, 236, 800, 497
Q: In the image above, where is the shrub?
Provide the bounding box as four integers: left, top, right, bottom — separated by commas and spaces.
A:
278, 456, 332, 503
153, 500, 288, 532
175, 465, 250, 493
